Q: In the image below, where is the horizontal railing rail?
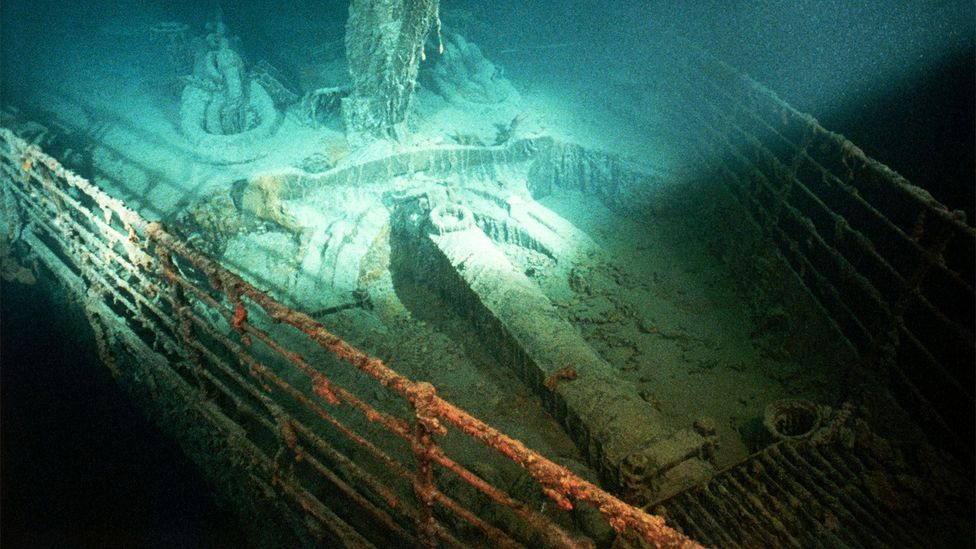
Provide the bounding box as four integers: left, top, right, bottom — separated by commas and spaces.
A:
0, 126, 699, 549
672, 48, 975, 460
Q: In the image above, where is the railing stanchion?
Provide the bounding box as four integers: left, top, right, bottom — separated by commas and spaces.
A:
411, 382, 444, 548
155, 238, 209, 396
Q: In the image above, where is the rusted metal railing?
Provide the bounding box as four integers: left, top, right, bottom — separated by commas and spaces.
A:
673, 48, 975, 460
0, 126, 700, 549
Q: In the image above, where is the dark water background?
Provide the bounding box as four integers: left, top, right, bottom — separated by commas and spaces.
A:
1, 279, 247, 548
0, 0, 973, 546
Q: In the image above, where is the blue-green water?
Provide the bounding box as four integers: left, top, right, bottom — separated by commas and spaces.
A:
0, 1, 972, 545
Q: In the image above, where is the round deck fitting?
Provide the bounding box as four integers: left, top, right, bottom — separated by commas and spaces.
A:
429, 203, 474, 235
764, 399, 821, 441
179, 80, 281, 164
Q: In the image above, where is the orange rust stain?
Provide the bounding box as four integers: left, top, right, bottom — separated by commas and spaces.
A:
312, 376, 341, 406
543, 366, 578, 391
233, 300, 247, 329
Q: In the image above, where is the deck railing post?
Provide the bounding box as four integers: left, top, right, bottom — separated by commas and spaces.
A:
154, 239, 209, 395
411, 382, 444, 548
